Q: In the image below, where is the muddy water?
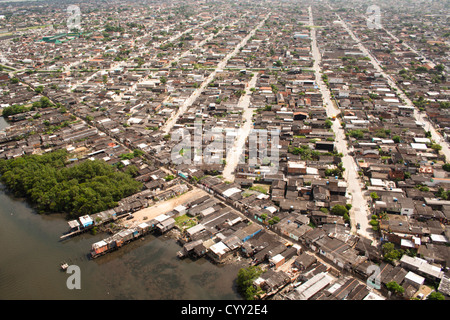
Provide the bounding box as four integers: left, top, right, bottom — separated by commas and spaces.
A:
0, 117, 243, 300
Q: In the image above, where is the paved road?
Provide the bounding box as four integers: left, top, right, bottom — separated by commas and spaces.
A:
162, 13, 271, 134
358, 14, 436, 69
222, 72, 259, 181
68, 15, 221, 94
125, 15, 226, 97
335, 12, 450, 161
309, 7, 374, 241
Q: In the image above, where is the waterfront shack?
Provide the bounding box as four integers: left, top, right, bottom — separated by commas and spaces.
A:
177, 239, 207, 259
156, 217, 176, 233
67, 219, 80, 231
79, 215, 94, 228
92, 240, 108, 256
207, 241, 231, 263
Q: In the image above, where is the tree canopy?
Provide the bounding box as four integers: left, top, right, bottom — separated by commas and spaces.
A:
386, 281, 404, 295
0, 150, 142, 218
330, 204, 348, 216
2, 97, 55, 118
427, 291, 445, 300
382, 242, 404, 263
236, 266, 263, 300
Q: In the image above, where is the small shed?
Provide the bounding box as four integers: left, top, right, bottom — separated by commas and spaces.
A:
200, 207, 216, 218
174, 205, 187, 215
68, 220, 80, 230
92, 240, 108, 255
294, 252, 317, 271
269, 254, 285, 269
186, 224, 206, 238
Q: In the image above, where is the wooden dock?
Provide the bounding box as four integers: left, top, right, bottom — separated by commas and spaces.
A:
60, 226, 92, 240
60, 211, 130, 240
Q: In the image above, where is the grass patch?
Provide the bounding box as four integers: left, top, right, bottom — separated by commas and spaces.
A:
249, 184, 270, 194
175, 214, 198, 230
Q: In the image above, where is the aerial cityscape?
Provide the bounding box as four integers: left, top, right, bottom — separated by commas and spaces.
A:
0, 0, 449, 303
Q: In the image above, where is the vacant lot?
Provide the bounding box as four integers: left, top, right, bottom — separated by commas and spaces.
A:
122, 187, 209, 228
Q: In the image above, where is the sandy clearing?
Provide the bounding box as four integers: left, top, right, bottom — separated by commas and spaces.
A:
122, 187, 209, 228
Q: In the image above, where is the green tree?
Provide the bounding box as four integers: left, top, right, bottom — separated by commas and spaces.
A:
343, 213, 350, 223
369, 218, 379, 231
32, 96, 54, 109
124, 165, 139, 177
0, 150, 142, 218
386, 281, 404, 295
431, 144, 442, 151
382, 243, 403, 263
119, 152, 134, 160
34, 85, 44, 94
436, 187, 450, 200
330, 204, 348, 216
434, 64, 445, 73
270, 84, 278, 94
236, 266, 263, 300
164, 174, 175, 181
133, 149, 145, 158
348, 130, 365, 139
370, 192, 380, 201
2, 104, 32, 117
427, 292, 445, 300
415, 66, 428, 73
274, 60, 283, 67
439, 102, 450, 109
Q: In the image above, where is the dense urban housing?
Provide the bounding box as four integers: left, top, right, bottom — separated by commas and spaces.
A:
0, 0, 449, 302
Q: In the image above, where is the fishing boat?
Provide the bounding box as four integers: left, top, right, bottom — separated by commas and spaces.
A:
60, 262, 69, 271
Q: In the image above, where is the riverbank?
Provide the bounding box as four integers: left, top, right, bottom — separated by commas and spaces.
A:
0, 181, 243, 299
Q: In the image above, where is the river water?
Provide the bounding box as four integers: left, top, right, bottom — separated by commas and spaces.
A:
0, 117, 243, 300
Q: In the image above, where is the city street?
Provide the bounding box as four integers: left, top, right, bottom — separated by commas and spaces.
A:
162, 13, 271, 134
222, 72, 259, 181
309, 7, 374, 241
335, 11, 450, 161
